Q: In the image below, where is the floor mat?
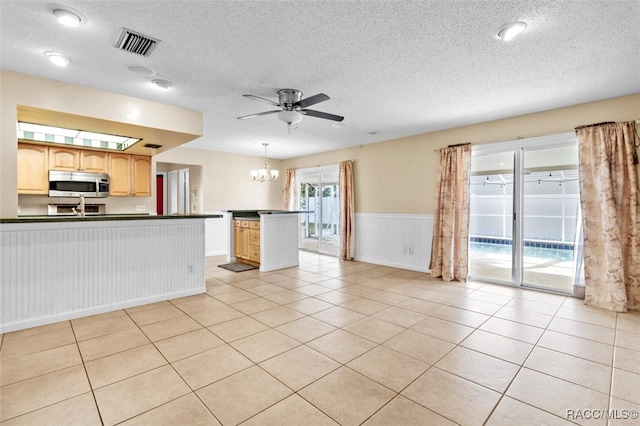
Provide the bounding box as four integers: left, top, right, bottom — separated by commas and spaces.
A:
218, 262, 258, 272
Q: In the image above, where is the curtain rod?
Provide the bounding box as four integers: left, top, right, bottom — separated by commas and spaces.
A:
575, 119, 640, 130
574, 121, 615, 130
289, 160, 355, 170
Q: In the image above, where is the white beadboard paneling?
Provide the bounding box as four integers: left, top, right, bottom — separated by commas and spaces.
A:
260, 214, 300, 272
1, 219, 206, 333
354, 213, 434, 272
205, 212, 228, 256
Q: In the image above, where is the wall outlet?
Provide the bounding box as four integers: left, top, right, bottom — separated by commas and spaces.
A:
187, 265, 194, 274
134, 205, 145, 212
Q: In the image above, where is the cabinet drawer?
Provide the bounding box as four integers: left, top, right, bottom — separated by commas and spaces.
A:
249, 229, 260, 245
248, 244, 260, 262
234, 220, 242, 228
240, 220, 250, 228
249, 221, 260, 229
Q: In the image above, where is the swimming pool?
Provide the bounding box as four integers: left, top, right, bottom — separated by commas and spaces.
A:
470, 242, 574, 261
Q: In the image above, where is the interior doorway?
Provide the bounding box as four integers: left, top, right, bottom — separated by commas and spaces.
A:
167, 168, 190, 215
156, 162, 201, 216
297, 165, 340, 256
468, 133, 582, 294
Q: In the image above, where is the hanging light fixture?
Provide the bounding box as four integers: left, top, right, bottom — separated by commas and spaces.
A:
251, 143, 279, 182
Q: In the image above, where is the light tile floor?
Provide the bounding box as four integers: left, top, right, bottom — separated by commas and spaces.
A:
1, 252, 639, 425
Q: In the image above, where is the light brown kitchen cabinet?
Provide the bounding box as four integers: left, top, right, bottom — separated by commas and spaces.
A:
108, 153, 151, 196
131, 155, 151, 196
108, 153, 131, 196
17, 143, 48, 194
49, 147, 108, 173
234, 219, 259, 265
248, 221, 261, 263
81, 150, 109, 173
49, 146, 79, 171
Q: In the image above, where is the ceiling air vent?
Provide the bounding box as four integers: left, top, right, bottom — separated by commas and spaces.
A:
115, 28, 160, 57
144, 143, 163, 149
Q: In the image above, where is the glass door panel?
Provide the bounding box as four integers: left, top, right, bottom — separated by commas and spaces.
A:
299, 172, 319, 252
297, 166, 340, 255
522, 146, 579, 292
319, 170, 339, 256
469, 151, 515, 283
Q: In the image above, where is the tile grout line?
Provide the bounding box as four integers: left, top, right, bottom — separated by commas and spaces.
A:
69, 319, 106, 426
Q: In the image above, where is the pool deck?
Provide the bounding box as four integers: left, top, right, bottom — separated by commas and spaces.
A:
469, 250, 574, 293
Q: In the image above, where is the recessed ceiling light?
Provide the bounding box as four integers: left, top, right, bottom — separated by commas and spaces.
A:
151, 79, 173, 90
43, 51, 71, 67
49, 4, 87, 26
128, 65, 155, 76
366, 132, 377, 137
496, 21, 527, 41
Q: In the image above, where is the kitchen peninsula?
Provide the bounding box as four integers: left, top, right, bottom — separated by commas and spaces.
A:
226, 210, 306, 272
0, 214, 221, 333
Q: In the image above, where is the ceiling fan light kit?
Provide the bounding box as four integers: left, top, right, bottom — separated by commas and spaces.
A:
278, 110, 303, 125
238, 89, 344, 132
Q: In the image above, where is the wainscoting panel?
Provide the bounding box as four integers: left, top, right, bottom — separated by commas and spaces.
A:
260, 214, 300, 272
354, 213, 434, 272
1, 219, 206, 333
205, 212, 228, 256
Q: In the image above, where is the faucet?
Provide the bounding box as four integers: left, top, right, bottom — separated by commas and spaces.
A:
73, 194, 86, 217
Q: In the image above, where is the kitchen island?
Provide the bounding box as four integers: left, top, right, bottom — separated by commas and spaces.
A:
0, 214, 222, 333
226, 210, 305, 272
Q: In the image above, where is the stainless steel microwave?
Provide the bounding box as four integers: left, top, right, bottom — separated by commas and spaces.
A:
48, 170, 110, 198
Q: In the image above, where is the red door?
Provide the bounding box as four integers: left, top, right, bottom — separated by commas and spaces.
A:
156, 174, 164, 215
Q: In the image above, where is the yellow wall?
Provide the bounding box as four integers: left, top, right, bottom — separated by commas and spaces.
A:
154, 147, 284, 212
283, 94, 640, 214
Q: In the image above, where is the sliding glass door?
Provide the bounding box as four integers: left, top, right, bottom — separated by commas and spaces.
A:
469, 134, 581, 293
469, 151, 515, 282
298, 166, 340, 256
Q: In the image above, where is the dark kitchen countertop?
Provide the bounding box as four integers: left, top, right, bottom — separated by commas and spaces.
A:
1, 213, 223, 224
234, 216, 260, 221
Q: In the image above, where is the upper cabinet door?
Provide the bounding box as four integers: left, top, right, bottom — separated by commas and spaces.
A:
131, 155, 152, 197
108, 153, 132, 196
49, 147, 80, 171
81, 150, 108, 173
17, 143, 48, 194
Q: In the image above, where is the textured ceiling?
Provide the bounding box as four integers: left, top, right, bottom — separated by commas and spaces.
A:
1, 0, 639, 159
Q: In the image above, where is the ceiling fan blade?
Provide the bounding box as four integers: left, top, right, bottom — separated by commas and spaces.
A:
301, 109, 344, 122
243, 94, 281, 107
237, 110, 281, 120
294, 93, 330, 108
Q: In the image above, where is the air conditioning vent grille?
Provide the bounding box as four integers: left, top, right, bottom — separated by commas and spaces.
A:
115, 28, 160, 57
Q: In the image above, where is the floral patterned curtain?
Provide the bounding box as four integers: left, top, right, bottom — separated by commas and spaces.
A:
283, 168, 297, 211
339, 160, 355, 260
430, 144, 471, 282
576, 121, 640, 312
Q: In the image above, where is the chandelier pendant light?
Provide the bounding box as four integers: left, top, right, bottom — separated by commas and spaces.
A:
251, 143, 279, 182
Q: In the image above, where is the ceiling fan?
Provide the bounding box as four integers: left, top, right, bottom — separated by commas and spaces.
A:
237, 89, 344, 132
